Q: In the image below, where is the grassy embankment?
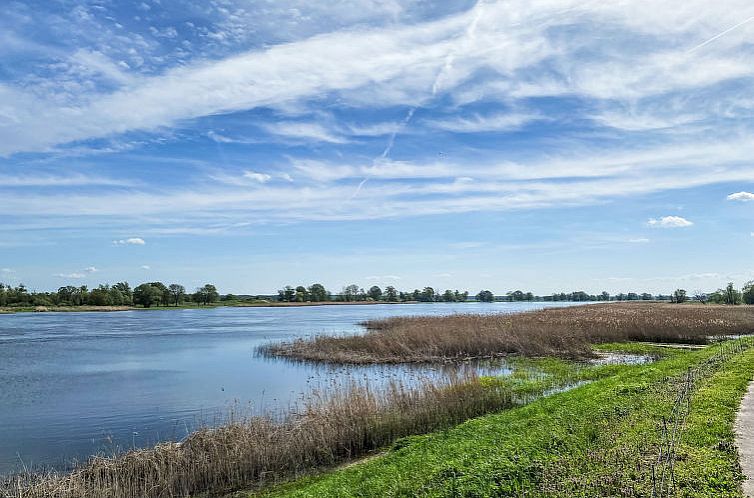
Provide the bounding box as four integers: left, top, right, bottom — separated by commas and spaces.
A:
264, 303, 754, 363
250, 338, 754, 497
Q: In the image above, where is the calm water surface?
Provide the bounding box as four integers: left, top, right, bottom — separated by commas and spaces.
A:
0, 302, 575, 474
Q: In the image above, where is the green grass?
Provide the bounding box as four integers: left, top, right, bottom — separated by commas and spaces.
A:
246, 340, 753, 497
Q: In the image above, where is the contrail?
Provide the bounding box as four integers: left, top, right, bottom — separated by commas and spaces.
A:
687, 15, 754, 53
349, 107, 415, 199
349, 0, 487, 200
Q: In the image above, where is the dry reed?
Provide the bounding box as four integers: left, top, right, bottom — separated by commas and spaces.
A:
0, 375, 515, 498
263, 303, 754, 364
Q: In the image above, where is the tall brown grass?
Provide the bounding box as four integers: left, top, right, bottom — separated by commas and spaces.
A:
263, 303, 754, 363
0, 375, 516, 498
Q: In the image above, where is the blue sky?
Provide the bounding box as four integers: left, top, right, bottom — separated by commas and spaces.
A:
2, 0, 754, 295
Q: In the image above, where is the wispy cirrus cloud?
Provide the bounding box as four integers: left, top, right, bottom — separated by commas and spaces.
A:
4, 0, 754, 156
0, 174, 134, 188
2, 136, 754, 225
425, 112, 541, 133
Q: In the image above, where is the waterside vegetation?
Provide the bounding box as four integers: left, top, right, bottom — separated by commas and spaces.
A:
264, 302, 754, 364
0, 354, 619, 498
255, 338, 754, 498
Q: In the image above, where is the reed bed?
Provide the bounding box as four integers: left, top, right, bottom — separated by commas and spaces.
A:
0, 375, 517, 498
263, 303, 754, 364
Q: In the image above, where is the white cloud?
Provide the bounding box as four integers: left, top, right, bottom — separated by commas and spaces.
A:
260, 121, 349, 144
426, 112, 540, 133
113, 237, 146, 245
243, 170, 272, 183
141, 265, 151, 270
0, 174, 133, 188
727, 191, 754, 201
68, 49, 135, 85
628, 238, 650, 243
84, 266, 98, 273
365, 275, 401, 281
55, 272, 85, 279
647, 216, 694, 228
4, 136, 754, 225
1, 268, 14, 273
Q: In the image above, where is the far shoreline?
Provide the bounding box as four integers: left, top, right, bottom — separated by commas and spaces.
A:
0, 299, 589, 314
0, 300, 442, 314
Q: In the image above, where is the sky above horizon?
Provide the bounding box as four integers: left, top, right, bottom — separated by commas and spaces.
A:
2, 0, 754, 295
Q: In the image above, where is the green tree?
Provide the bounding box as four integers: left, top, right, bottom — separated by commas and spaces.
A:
419, 287, 435, 302
108, 286, 127, 305
509, 290, 525, 301
743, 281, 754, 305
476, 290, 495, 302
341, 284, 360, 302
295, 286, 309, 302
367, 285, 383, 301
168, 284, 186, 306
278, 286, 296, 302
134, 283, 162, 308
113, 282, 133, 305
308, 283, 330, 302
384, 285, 398, 302
673, 289, 688, 304
195, 284, 219, 305
89, 285, 113, 306
723, 282, 742, 305
148, 282, 170, 306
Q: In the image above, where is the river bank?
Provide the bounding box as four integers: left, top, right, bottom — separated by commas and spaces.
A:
0, 300, 428, 314
247, 338, 754, 497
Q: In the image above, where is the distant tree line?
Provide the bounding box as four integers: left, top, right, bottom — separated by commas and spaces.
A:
277, 285, 682, 304
0, 281, 219, 308
277, 283, 471, 303
4, 280, 754, 308
672, 282, 754, 305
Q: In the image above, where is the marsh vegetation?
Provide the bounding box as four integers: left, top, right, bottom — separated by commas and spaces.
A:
264, 303, 754, 363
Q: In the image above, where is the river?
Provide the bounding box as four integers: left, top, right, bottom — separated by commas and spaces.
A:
0, 301, 576, 475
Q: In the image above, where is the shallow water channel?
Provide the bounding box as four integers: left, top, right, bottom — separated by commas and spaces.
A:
0, 301, 586, 474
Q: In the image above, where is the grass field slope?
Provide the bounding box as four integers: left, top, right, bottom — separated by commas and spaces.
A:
250, 338, 754, 497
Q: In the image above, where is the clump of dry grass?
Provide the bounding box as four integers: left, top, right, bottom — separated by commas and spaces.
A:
0, 375, 514, 498
263, 303, 754, 364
